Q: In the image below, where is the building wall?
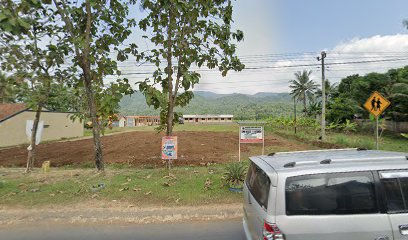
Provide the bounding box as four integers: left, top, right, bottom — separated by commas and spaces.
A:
122, 116, 160, 127
183, 116, 233, 124
127, 118, 134, 127
118, 117, 126, 127
111, 121, 119, 127
0, 111, 83, 147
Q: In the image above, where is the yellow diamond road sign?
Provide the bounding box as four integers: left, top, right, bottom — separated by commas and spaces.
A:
364, 91, 391, 117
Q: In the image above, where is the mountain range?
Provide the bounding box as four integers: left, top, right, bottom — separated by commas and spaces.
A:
119, 91, 296, 120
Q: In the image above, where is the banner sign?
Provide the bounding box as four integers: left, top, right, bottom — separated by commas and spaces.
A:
26, 120, 44, 145
161, 136, 178, 160
240, 126, 263, 143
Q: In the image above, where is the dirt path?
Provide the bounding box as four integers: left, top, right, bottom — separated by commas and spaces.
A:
0, 202, 243, 227
0, 131, 317, 167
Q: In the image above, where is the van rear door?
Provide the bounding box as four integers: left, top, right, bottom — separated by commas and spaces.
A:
380, 170, 408, 240
243, 160, 275, 240
276, 171, 393, 240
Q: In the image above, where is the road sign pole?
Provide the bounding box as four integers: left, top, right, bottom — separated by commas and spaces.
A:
364, 91, 390, 150
238, 126, 241, 162
262, 126, 265, 155
376, 116, 379, 150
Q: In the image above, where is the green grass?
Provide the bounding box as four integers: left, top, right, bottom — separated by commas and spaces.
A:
274, 128, 408, 152
0, 164, 243, 208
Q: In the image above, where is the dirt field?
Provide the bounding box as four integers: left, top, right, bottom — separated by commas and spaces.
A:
0, 131, 316, 168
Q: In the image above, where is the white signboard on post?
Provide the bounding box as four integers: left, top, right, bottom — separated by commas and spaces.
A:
238, 123, 265, 162
26, 120, 44, 145
240, 126, 263, 143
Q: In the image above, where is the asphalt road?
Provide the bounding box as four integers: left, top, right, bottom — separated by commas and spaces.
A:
0, 220, 246, 240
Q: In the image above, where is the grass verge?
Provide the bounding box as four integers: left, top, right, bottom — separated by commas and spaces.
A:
273, 128, 408, 152
0, 164, 243, 208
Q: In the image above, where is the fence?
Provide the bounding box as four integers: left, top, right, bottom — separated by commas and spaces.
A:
355, 119, 408, 134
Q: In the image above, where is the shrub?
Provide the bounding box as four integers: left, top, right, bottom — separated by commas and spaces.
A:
326, 121, 341, 131
223, 162, 247, 188
340, 119, 357, 134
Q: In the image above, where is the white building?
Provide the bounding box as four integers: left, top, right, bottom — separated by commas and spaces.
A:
183, 114, 234, 124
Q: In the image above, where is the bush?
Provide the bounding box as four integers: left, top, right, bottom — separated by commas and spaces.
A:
223, 162, 247, 188
340, 119, 357, 134
267, 116, 319, 133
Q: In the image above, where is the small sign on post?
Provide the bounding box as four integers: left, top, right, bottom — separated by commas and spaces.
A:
240, 126, 263, 143
363, 91, 391, 150
238, 122, 265, 162
161, 136, 178, 169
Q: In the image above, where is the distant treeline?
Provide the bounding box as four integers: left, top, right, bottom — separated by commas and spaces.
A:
119, 91, 302, 120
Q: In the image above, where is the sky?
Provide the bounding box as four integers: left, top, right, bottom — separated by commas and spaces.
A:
117, 0, 408, 94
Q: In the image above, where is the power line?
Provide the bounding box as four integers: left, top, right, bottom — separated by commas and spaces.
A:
326, 57, 408, 66
115, 57, 408, 76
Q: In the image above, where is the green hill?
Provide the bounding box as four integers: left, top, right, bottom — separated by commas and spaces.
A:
119, 91, 297, 120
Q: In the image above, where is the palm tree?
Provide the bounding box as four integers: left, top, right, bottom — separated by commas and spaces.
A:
316, 79, 338, 103
289, 70, 318, 113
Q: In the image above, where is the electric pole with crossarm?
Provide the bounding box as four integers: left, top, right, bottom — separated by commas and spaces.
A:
317, 51, 327, 141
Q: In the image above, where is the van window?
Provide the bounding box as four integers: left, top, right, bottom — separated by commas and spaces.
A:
381, 174, 408, 213
286, 172, 377, 215
246, 162, 271, 210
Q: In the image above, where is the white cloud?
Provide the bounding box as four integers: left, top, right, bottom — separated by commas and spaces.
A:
333, 34, 408, 53
195, 34, 408, 94
113, 34, 408, 95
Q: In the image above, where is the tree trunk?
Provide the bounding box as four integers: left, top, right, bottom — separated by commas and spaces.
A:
53, 0, 103, 171
82, 0, 104, 171
25, 104, 42, 173
303, 97, 307, 113
83, 76, 104, 171
166, 7, 174, 136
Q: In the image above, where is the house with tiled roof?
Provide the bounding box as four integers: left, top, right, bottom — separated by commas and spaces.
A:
0, 103, 83, 147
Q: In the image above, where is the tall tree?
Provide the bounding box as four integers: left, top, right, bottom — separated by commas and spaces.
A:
0, 0, 69, 172
137, 0, 244, 135
316, 79, 337, 103
53, 0, 136, 171
0, 72, 22, 103
289, 70, 318, 113
334, 67, 408, 121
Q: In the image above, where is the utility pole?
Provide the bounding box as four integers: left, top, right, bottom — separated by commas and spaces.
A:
317, 51, 326, 141
294, 97, 297, 134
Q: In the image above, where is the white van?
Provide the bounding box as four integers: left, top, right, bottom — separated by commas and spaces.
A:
243, 149, 408, 240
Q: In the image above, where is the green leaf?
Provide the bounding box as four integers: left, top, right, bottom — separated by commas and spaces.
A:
0, 13, 7, 22
17, 18, 31, 30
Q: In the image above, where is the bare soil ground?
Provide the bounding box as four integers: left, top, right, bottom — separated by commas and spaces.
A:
0, 131, 315, 168
0, 201, 242, 227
